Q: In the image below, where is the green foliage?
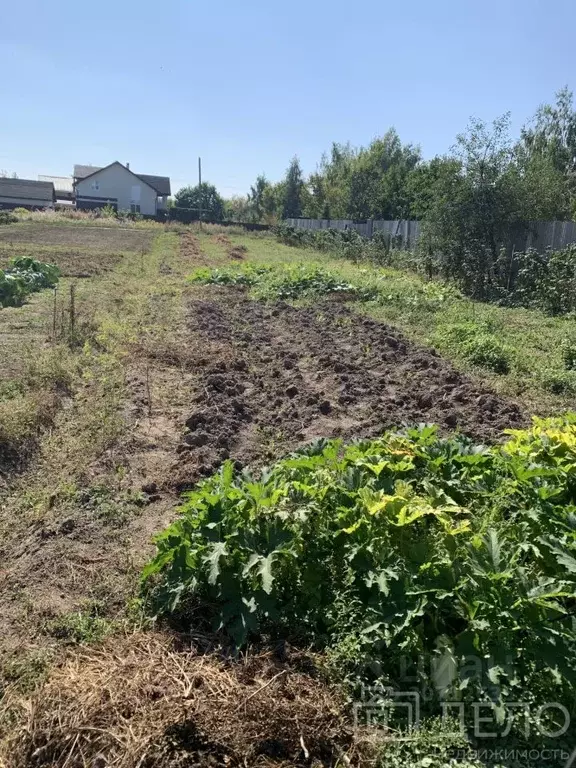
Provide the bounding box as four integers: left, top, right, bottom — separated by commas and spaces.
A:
436, 322, 511, 374
174, 182, 225, 221
512, 246, 576, 315
282, 156, 304, 219
48, 603, 115, 645
561, 336, 576, 370
143, 417, 576, 733
0, 257, 60, 308
540, 369, 576, 396
274, 224, 393, 264
0, 211, 17, 225
190, 262, 378, 301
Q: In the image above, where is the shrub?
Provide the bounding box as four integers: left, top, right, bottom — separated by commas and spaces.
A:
274, 225, 398, 266
436, 322, 511, 373
561, 336, 576, 370
512, 246, 576, 315
0, 257, 60, 308
540, 369, 576, 395
143, 417, 576, 734
0, 211, 17, 225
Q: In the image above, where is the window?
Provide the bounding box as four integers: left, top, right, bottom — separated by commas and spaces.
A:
130, 204, 140, 213
91, 181, 100, 191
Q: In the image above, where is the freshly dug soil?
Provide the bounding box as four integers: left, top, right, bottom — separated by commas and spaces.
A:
175, 286, 523, 489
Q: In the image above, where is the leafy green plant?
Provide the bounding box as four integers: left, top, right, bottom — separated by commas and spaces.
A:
0, 211, 17, 225
0, 257, 60, 308
436, 321, 511, 373
143, 416, 576, 734
190, 263, 378, 301
561, 336, 576, 370
47, 602, 115, 645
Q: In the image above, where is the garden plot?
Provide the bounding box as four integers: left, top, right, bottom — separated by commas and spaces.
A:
0, 223, 154, 252
172, 285, 523, 489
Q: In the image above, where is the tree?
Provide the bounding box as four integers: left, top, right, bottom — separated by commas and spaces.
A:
421, 115, 525, 297
407, 156, 462, 219
224, 195, 252, 222
247, 175, 271, 222
521, 87, 576, 180
282, 157, 304, 219
347, 129, 421, 219
174, 183, 225, 221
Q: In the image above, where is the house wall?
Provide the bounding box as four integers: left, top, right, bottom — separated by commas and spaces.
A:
0, 197, 54, 209
75, 163, 157, 215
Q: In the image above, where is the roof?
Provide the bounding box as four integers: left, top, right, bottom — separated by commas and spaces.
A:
39, 175, 74, 193
74, 164, 102, 179
136, 174, 171, 196
74, 163, 171, 196
0, 178, 55, 202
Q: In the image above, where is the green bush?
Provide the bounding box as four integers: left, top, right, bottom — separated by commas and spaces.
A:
540, 369, 576, 395
273, 224, 395, 265
143, 416, 576, 735
190, 263, 378, 301
512, 246, 576, 315
561, 336, 576, 370
436, 322, 511, 373
0, 257, 60, 308
0, 211, 17, 225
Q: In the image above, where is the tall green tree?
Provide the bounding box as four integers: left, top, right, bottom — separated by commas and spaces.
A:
174, 183, 225, 221
521, 87, 576, 179
347, 129, 421, 219
248, 175, 271, 222
282, 157, 304, 219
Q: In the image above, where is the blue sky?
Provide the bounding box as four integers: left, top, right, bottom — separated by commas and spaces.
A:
1, 0, 574, 196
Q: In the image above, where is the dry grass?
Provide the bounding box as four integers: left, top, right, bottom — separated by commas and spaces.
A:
0, 632, 362, 768
0, 224, 154, 252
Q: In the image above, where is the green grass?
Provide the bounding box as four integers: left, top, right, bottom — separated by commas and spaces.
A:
214, 232, 576, 414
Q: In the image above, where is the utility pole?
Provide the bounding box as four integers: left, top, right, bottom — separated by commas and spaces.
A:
198, 156, 202, 227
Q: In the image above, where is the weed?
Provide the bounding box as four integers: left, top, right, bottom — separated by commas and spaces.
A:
436, 321, 511, 373
0, 650, 52, 695
75, 485, 147, 526
47, 603, 115, 645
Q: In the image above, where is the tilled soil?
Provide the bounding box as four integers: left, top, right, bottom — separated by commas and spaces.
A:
175, 287, 523, 488
0, 285, 523, 658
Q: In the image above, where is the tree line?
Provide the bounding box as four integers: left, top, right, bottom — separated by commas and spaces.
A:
173, 87, 576, 228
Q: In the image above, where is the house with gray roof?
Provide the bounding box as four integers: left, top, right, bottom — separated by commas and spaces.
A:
0, 178, 56, 210
73, 162, 171, 215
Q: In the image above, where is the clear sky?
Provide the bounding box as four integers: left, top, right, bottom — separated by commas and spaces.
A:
1, 0, 574, 196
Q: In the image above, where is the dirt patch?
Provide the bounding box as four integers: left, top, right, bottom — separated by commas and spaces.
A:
229, 244, 247, 260
212, 233, 232, 247
1, 632, 361, 768
0, 224, 154, 252
178, 231, 218, 267
0, 247, 123, 277
174, 287, 523, 488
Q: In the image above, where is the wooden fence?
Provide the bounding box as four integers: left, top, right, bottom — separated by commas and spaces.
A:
285, 218, 576, 253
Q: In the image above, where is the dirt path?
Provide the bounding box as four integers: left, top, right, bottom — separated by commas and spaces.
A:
174, 286, 523, 489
